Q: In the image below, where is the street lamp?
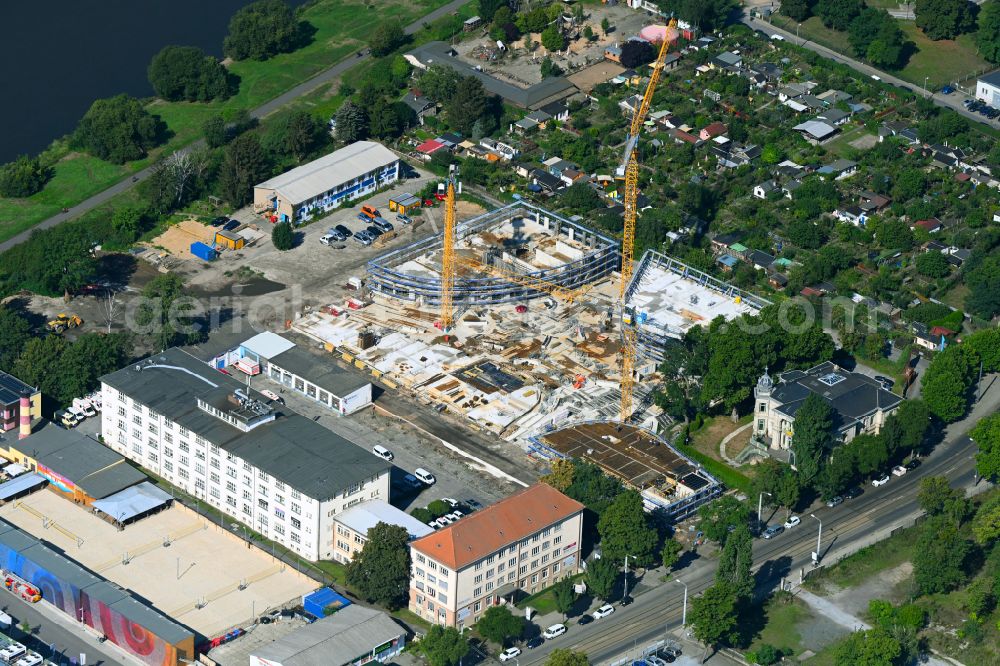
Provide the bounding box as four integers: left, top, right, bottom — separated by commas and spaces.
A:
757, 491, 772, 527
924, 76, 930, 95
797, 23, 801, 43
810, 513, 822, 564
675, 579, 688, 627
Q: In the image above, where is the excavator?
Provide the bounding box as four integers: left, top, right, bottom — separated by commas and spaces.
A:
46, 313, 83, 334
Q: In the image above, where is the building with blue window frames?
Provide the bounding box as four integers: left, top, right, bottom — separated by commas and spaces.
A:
254, 141, 400, 223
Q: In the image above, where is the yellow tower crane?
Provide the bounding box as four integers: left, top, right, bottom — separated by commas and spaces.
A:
438, 168, 459, 339
617, 20, 678, 424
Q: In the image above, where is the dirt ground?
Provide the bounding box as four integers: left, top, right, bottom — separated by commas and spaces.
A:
567, 61, 627, 92
145, 219, 217, 260
824, 562, 914, 616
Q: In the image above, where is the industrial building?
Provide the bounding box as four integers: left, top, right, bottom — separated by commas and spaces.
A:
253, 141, 400, 224
99, 348, 391, 561
529, 422, 721, 518
250, 605, 405, 666
366, 200, 619, 305
0, 371, 40, 438
332, 499, 433, 563
408, 483, 584, 627
624, 249, 771, 360
0, 518, 195, 666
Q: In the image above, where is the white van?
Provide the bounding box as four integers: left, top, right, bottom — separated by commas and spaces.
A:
414, 468, 436, 485
0, 644, 25, 661
73, 398, 97, 417
372, 445, 394, 461
542, 623, 567, 639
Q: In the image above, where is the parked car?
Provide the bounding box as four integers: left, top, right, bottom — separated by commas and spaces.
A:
335, 224, 352, 237
593, 604, 615, 619
873, 375, 893, 389
373, 217, 394, 233
57, 410, 79, 428
414, 468, 436, 485
402, 473, 422, 489
446, 511, 463, 522
353, 232, 372, 246
783, 515, 801, 529
223, 219, 241, 231
905, 459, 922, 471
542, 624, 567, 639
844, 486, 864, 499
320, 233, 337, 246
577, 614, 593, 625
211, 216, 228, 226
372, 445, 394, 461
525, 636, 544, 648
396, 214, 412, 224
465, 499, 483, 511
762, 524, 784, 539
259, 389, 284, 405
826, 496, 844, 508
619, 595, 634, 606
499, 647, 521, 662
940, 85, 954, 94
437, 515, 454, 526
872, 474, 891, 487
442, 497, 459, 508
891, 465, 907, 477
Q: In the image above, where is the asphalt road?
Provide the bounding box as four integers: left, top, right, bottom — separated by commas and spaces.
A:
0, 0, 470, 256
515, 376, 999, 665
0, 594, 126, 666
744, 12, 1000, 130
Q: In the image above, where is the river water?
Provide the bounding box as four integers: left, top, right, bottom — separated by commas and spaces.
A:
2, 0, 307, 163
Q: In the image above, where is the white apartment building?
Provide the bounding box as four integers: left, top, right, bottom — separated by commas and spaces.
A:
408, 483, 584, 628
99, 348, 390, 562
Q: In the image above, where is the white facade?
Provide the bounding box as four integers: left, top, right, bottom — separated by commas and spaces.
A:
99, 383, 389, 561
975, 75, 1000, 106
265, 362, 372, 415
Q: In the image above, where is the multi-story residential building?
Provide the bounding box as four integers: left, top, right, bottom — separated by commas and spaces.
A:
754, 362, 903, 450
332, 499, 433, 564
408, 483, 584, 628
99, 348, 390, 562
0, 371, 40, 437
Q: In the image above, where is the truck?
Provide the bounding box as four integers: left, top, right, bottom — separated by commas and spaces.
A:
359, 205, 380, 220
45, 313, 82, 334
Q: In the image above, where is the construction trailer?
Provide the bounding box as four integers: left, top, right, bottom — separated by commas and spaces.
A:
213, 230, 245, 251
190, 241, 218, 261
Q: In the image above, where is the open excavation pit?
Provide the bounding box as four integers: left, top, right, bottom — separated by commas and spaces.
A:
365, 201, 619, 306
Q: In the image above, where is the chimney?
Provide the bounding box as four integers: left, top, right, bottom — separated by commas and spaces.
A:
18, 390, 31, 440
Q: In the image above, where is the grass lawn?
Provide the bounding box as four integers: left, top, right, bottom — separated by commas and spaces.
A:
804, 521, 918, 592
824, 124, 877, 158
748, 594, 814, 658
0, 0, 453, 244
771, 16, 853, 55
678, 415, 755, 493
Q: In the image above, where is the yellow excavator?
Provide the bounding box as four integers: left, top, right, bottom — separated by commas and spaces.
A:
46, 313, 83, 334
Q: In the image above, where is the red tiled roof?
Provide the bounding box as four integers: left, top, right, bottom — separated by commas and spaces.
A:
930, 326, 955, 336
913, 218, 942, 231
416, 139, 445, 154
701, 121, 728, 137
410, 484, 584, 570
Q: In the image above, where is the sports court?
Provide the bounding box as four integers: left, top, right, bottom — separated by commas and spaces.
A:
0, 489, 317, 637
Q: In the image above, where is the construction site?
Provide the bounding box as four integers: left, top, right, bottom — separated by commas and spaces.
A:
290, 21, 752, 517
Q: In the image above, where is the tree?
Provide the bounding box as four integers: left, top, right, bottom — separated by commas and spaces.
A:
346, 523, 410, 609
963, 328, 1000, 373
541, 458, 575, 492
144, 150, 207, 215
915, 251, 950, 278
585, 556, 618, 600
272, 222, 294, 250
419, 625, 469, 666
202, 115, 229, 148
690, 583, 739, 656
915, 0, 976, 39
135, 273, 200, 350
583, 25, 594, 40
564, 460, 622, 514
552, 577, 576, 618
754, 460, 800, 517
781, 0, 812, 20
913, 516, 973, 594
417, 66, 462, 105
965, 255, 1000, 320
716, 524, 754, 600
917, 476, 966, 517
219, 132, 268, 207
597, 490, 659, 566
619, 40, 655, 68
971, 493, 1000, 544
148, 45, 229, 102
541, 25, 565, 52
335, 101, 368, 144
560, 183, 602, 214
978, 0, 1000, 63
445, 76, 489, 135
540, 56, 563, 78
13, 333, 131, 405
698, 496, 750, 544
973, 413, 1000, 482
270, 110, 325, 160
786, 218, 827, 250
0, 155, 50, 198
833, 627, 902, 666
747, 644, 783, 665
791, 394, 835, 483
669, 0, 737, 31
761, 143, 784, 165
601, 17, 611, 34
852, 434, 890, 478
370, 21, 406, 57
479, 0, 508, 21
815, 0, 864, 30
0, 307, 32, 373
111, 205, 146, 243
72, 94, 161, 163
922, 345, 976, 422
224, 0, 299, 61
545, 649, 590, 666
661, 539, 683, 571
476, 605, 524, 646
848, 9, 906, 68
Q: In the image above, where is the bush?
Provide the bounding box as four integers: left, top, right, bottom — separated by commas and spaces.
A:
72, 94, 162, 164
747, 644, 782, 665
148, 45, 230, 102
411, 507, 434, 523
272, 222, 294, 250
369, 21, 406, 56
0, 155, 50, 198
427, 499, 451, 518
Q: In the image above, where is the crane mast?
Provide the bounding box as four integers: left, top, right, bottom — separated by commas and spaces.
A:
618, 21, 677, 423
439, 173, 458, 339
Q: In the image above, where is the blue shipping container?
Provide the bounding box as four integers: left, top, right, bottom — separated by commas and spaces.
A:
190, 242, 217, 261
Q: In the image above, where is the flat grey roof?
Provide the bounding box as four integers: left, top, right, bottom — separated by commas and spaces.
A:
22, 422, 146, 499
406, 42, 577, 109
253, 605, 403, 666
269, 347, 371, 397
0, 371, 35, 406
101, 349, 389, 501
980, 70, 1000, 87
255, 141, 399, 206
